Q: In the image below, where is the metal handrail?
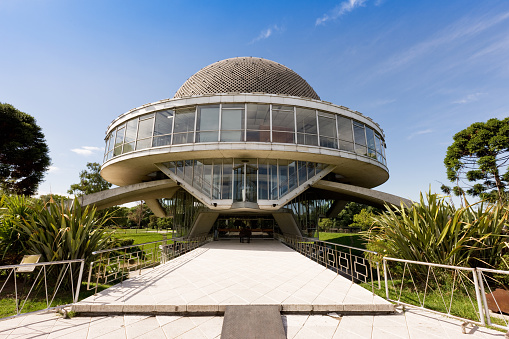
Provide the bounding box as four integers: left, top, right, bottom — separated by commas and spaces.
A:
0, 259, 85, 270
300, 236, 378, 254
0, 259, 85, 320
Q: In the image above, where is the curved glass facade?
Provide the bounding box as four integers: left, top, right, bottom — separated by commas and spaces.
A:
104, 103, 387, 166
158, 158, 329, 203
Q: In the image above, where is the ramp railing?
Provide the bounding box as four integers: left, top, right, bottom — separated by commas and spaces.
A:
86, 235, 211, 294
275, 234, 380, 292
0, 259, 85, 320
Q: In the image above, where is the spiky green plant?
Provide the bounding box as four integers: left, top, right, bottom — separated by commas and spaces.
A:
15, 198, 112, 286
364, 192, 509, 270
0, 194, 39, 263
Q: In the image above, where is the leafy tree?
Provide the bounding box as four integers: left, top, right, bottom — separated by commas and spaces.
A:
349, 208, 376, 230
336, 202, 381, 229
68, 162, 112, 196
0, 103, 51, 195
443, 118, 509, 202
127, 201, 151, 228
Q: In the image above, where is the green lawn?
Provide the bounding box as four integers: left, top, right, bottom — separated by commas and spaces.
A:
319, 232, 366, 249
0, 283, 110, 318
107, 228, 173, 245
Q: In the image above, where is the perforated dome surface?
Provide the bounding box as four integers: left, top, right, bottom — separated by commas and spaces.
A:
174, 57, 320, 100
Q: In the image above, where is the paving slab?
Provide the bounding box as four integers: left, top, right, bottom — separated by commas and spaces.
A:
74, 240, 393, 315
1, 309, 506, 338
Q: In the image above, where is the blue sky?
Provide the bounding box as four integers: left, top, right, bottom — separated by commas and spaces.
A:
1, 0, 508, 203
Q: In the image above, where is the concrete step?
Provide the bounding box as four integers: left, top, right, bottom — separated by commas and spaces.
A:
72, 302, 394, 315
221, 305, 286, 339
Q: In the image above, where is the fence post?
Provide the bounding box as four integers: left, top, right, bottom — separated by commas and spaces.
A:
349, 248, 354, 282
383, 258, 389, 300
74, 260, 85, 304
476, 269, 490, 326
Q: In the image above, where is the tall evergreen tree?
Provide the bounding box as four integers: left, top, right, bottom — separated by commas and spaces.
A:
443, 117, 509, 202
0, 103, 50, 195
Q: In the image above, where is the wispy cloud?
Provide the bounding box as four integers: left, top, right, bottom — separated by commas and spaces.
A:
316, 0, 367, 26
407, 129, 432, 140
71, 146, 102, 156
48, 166, 59, 172
452, 92, 486, 104
380, 11, 509, 73
250, 25, 283, 44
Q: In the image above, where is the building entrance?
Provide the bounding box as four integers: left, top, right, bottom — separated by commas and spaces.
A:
214, 216, 276, 239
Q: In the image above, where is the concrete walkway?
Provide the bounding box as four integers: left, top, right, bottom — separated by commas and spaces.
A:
1, 240, 506, 338
74, 240, 391, 314
0, 308, 504, 338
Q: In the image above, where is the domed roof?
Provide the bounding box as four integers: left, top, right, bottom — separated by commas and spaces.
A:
173, 57, 320, 100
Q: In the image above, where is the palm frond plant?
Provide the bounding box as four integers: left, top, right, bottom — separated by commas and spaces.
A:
0, 194, 40, 264
15, 198, 112, 289
364, 192, 509, 279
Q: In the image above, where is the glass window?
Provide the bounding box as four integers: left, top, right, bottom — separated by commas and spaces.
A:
198, 105, 219, 131
268, 160, 278, 200
288, 161, 297, 192
298, 161, 307, 186
153, 135, 172, 147
154, 110, 173, 136
136, 138, 152, 150
212, 161, 221, 200
222, 159, 232, 199
115, 125, 125, 146
366, 127, 376, 151
279, 160, 289, 198
173, 107, 196, 144
296, 108, 317, 134
272, 105, 295, 144
202, 159, 213, 198
197, 105, 219, 142
365, 127, 376, 159
125, 119, 138, 143
174, 107, 196, 133
114, 126, 125, 156
272, 105, 295, 132
339, 140, 354, 152
296, 108, 318, 146
337, 116, 353, 142
353, 122, 366, 146
318, 113, 337, 149
137, 115, 154, 140
258, 160, 268, 200
193, 160, 203, 190
246, 104, 270, 142
221, 106, 244, 142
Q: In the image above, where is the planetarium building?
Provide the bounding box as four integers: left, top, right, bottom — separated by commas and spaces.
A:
98, 57, 405, 238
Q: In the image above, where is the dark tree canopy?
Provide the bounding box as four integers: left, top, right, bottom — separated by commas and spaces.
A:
68, 162, 112, 196
0, 103, 51, 195
443, 117, 509, 202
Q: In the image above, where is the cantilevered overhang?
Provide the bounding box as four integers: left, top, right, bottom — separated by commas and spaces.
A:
101, 144, 388, 188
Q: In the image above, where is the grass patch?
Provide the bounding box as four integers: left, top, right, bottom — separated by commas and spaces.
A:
107, 229, 173, 245
319, 232, 366, 249
0, 282, 110, 318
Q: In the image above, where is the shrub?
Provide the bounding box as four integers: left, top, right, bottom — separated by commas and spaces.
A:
0, 194, 40, 264
15, 198, 112, 286
364, 192, 509, 270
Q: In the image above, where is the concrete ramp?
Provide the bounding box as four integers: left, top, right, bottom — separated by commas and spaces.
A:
221, 305, 285, 339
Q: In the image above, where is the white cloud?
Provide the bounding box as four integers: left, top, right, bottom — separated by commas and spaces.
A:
250, 25, 282, 44
316, 0, 367, 26
407, 129, 432, 140
48, 166, 59, 172
71, 146, 102, 156
380, 11, 509, 73
452, 92, 486, 104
